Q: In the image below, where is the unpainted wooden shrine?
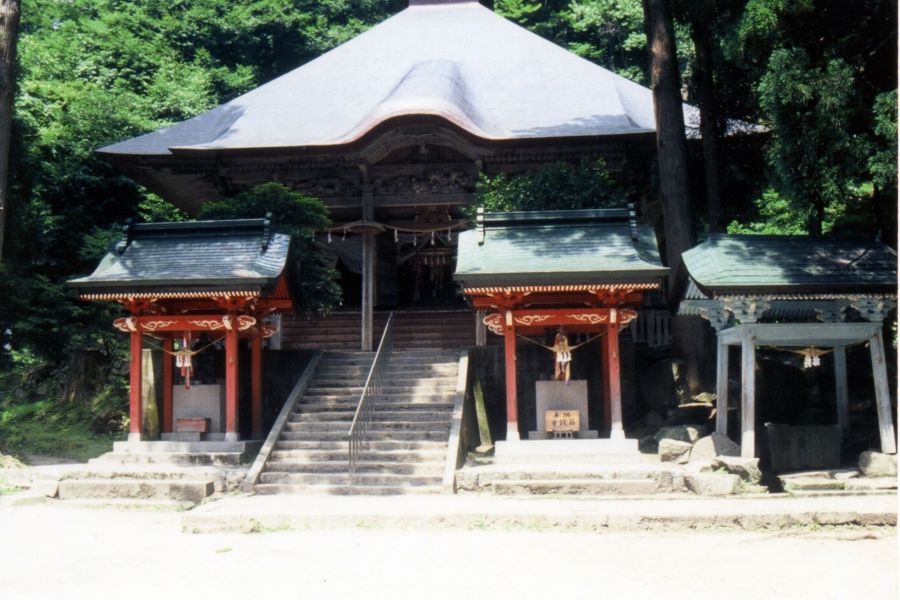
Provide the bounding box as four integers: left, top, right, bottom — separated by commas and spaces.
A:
454, 208, 668, 442
69, 218, 295, 442
94, 0, 707, 351
679, 235, 898, 457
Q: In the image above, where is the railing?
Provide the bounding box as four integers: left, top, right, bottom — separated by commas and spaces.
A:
348, 312, 394, 485
629, 309, 672, 347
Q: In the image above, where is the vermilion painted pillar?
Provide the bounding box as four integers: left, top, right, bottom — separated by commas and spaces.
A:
503, 310, 520, 441
129, 328, 143, 442
606, 312, 624, 440
600, 331, 611, 434
224, 323, 239, 442
251, 335, 263, 438
162, 337, 174, 434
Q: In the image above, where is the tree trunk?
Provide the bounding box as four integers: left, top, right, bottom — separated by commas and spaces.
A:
642, 0, 696, 298
0, 0, 21, 263
644, 0, 708, 394
689, 10, 724, 232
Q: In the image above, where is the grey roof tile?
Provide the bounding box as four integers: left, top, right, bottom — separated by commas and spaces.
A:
682, 234, 898, 295
69, 219, 291, 292
454, 208, 667, 286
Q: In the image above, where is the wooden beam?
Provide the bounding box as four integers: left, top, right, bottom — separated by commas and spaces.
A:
128, 330, 143, 442
113, 315, 258, 334
162, 338, 173, 434
869, 328, 897, 454
361, 231, 375, 351
251, 335, 263, 438
600, 327, 611, 434
833, 345, 849, 435
715, 334, 729, 435
740, 329, 756, 458
503, 310, 520, 441
606, 316, 624, 440
224, 323, 239, 442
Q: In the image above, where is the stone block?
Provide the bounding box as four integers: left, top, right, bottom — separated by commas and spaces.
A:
843, 477, 897, 491
685, 473, 740, 496
690, 432, 740, 463
713, 456, 762, 484
658, 439, 692, 464
858, 451, 897, 478
534, 380, 589, 433
765, 424, 841, 473
654, 425, 707, 444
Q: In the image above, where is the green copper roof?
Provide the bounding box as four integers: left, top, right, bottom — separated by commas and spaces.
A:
68, 218, 291, 294
682, 234, 898, 296
453, 208, 668, 287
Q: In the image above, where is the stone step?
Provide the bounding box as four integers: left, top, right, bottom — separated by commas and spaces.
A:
312, 377, 457, 388
253, 483, 443, 495
289, 410, 451, 423
279, 430, 450, 442
259, 471, 443, 486
270, 448, 447, 462
57, 479, 215, 502
466, 468, 668, 484
301, 393, 454, 404
306, 384, 456, 395
264, 460, 444, 475
274, 440, 447, 452
488, 478, 667, 496
294, 402, 454, 413
320, 357, 458, 368
90, 452, 244, 467
317, 365, 459, 376
51, 498, 197, 511
780, 477, 847, 493
284, 420, 451, 433
59, 468, 222, 482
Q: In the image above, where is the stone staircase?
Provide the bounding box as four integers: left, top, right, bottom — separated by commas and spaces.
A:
455, 462, 689, 496
255, 349, 460, 495
281, 310, 484, 350
49, 442, 259, 509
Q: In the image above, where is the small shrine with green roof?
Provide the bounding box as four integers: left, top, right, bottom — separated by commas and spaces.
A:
679, 235, 897, 463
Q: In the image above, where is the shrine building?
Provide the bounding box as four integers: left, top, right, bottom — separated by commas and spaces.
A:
454, 207, 668, 454
69, 218, 294, 448
95, 0, 696, 353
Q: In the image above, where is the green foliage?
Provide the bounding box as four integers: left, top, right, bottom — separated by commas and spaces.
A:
757, 48, 861, 235
869, 90, 898, 194
474, 159, 628, 213
198, 183, 341, 316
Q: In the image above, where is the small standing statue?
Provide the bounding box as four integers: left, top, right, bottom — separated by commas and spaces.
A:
549, 330, 573, 382
535, 328, 599, 383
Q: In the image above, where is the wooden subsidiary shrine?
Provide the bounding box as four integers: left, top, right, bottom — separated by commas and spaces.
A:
680, 235, 898, 457
454, 208, 668, 441
69, 218, 296, 442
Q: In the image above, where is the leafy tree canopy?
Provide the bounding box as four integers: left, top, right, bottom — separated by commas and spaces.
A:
474, 159, 628, 213
198, 183, 341, 317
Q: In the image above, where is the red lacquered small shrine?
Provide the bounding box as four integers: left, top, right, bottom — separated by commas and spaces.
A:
454, 208, 669, 443
69, 217, 295, 442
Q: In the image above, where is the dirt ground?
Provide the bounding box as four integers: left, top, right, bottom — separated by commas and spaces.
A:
0, 504, 895, 600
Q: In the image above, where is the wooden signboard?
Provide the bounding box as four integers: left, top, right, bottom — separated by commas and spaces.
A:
545, 410, 580, 433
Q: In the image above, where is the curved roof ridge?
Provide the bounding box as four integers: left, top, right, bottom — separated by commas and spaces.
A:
99, 1, 670, 156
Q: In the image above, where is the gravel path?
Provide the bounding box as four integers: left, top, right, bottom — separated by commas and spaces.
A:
0, 504, 895, 600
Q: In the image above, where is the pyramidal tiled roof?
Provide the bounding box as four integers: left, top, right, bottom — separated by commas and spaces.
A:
68, 219, 292, 294
99, 0, 700, 157
682, 234, 898, 296
454, 208, 668, 287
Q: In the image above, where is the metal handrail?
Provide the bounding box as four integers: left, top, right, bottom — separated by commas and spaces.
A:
348, 312, 394, 485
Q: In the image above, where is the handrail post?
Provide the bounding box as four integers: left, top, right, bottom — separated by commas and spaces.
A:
348, 312, 394, 485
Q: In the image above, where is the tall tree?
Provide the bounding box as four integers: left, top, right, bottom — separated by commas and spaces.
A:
0, 0, 20, 262
684, 1, 724, 231
642, 0, 695, 289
